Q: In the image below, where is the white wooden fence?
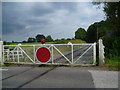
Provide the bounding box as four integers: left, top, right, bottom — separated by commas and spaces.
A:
0, 40, 105, 66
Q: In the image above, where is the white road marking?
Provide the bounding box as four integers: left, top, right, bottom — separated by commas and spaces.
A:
0, 69, 8, 71
88, 70, 118, 88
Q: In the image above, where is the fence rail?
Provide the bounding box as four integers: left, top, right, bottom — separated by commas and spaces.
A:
1, 43, 96, 65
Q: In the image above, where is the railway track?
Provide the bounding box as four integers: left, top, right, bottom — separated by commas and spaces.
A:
53, 45, 90, 64
2, 67, 35, 81
17, 66, 57, 88
2, 66, 58, 88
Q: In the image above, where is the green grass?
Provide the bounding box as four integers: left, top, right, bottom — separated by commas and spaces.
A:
54, 39, 86, 44
1, 63, 13, 67
9, 42, 54, 45
67, 39, 86, 44
8, 39, 86, 45
105, 56, 120, 67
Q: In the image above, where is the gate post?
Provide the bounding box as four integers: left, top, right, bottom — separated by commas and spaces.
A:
99, 39, 105, 66
93, 42, 96, 65
0, 41, 3, 65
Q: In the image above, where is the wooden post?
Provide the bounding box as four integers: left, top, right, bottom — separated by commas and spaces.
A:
99, 39, 105, 66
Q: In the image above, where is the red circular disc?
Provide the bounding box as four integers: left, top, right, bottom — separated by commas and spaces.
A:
36, 47, 51, 63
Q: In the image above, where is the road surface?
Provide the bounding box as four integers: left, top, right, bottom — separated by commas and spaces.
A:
1, 66, 119, 89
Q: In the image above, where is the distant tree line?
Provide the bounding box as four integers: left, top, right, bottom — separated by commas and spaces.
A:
22, 34, 76, 44
22, 34, 54, 43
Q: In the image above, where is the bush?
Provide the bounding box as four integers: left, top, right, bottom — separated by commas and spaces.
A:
102, 37, 120, 57
3, 41, 10, 45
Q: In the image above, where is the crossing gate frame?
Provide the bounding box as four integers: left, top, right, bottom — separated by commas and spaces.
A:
1, 43, 96, 66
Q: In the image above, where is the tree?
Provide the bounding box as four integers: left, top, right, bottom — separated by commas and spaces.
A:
86, 19, 116, 43
55, 39, 60, 42
27, 37, 36, 43
92, 2, 120, 57
22, 41, 27, 43
103, 2, 120, 57
12, 41, 14, 43
67, 38, 71, 40
93, 2, 120, 36
61, 38, 65, 41
103, 2, 120, 37
86, 23, 97, 43
35, 34, 46, 42
86, 20, 110, 43
75, 28, 87, 41
46, 35, 54, 42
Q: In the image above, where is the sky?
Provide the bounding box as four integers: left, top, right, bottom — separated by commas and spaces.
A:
2, 2, 105, 42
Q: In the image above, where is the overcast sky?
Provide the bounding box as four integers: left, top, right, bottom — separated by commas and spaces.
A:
2, 2, 105, 42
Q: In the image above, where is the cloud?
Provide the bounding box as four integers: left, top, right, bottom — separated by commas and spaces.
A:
2, 2, 105, 41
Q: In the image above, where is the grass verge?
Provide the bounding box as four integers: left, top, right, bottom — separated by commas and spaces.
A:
104, 56, 120, 71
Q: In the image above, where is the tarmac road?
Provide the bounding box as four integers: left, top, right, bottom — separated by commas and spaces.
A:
1, 66, 119, 89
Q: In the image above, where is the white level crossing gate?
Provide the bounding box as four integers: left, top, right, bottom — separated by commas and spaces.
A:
2, 43, 96, 65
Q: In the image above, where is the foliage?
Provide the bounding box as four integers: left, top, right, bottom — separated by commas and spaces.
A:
102, 37, 120, 57
54, 39, 86, 44
67, 38, 71, 40
86, 20, 111, 43
84, 2, 120, 67
105, 57, 120, 67
46, 35, 54, 42
86, 23, 97, 43
22, 41, 27, 43
54, 38, 65, 44
93, 2, 120, 36
104, 2, 120, 37
3, 63, 13, 67
91, 2, 120, 66
27, 37, 36, 43
3, 41, 10, 45
35, 34, 46, 42
75, 28, 87, 41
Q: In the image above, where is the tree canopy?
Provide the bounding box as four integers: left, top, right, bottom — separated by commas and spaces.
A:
35, 34, 46, 42
46, 35, 54, 42
86, 20, 111, 43
91, 2, 120, 57
27, 37, 36, 43
75, 28, 87, 41
93, 2, 120, 37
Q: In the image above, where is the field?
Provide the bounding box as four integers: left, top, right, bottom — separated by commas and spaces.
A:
8, 39, 86, 45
